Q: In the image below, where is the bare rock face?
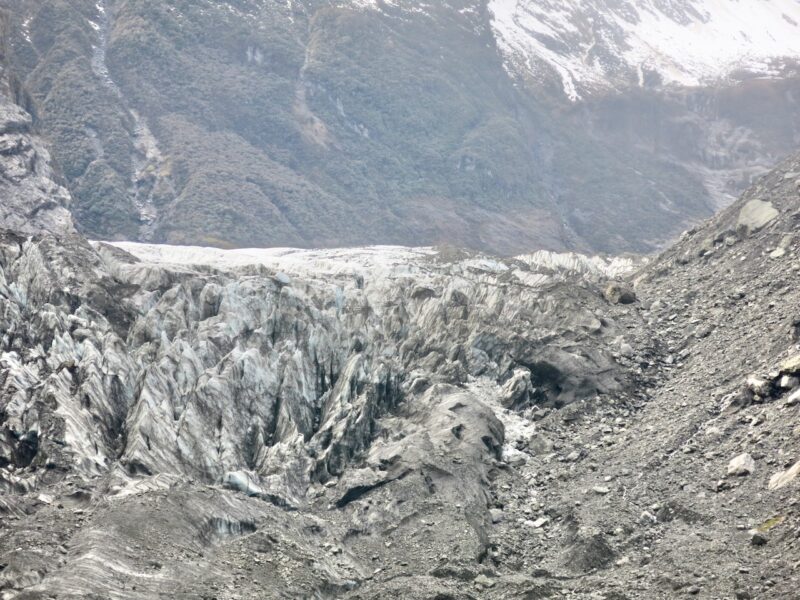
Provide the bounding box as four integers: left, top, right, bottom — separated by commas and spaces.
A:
0, 76, 74, 236
737, 199, 779, 234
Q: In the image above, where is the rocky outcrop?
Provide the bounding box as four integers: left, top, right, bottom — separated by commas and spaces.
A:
0, 78, 74, 236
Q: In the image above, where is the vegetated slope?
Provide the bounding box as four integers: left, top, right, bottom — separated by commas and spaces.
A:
0, 0, 737, 254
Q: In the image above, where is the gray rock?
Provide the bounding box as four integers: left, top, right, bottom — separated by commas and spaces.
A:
737, 199, 779, 233
565, 533, 616, 572
222, 471, 264, 497
727, 454, 755, 477
780, 354, 800, 375
0, 97, 74, 236
745, 376, 771, 397
750, 531, 769, 546
500, 368, 533, 408
531, 516, 550, 528
473, 574, 495, 588
604, 283, 637, 304
768, 461, 800, 490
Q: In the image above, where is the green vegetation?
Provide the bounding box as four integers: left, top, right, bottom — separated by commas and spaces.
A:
1, 0, 713, 253
756, 515, 785, 533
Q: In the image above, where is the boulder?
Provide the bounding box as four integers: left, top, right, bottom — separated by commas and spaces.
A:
500, 368, 533, 408
564, 533, 616, 572
780, 354, 800, 375
604, 283, 637, 305
222, 471, 264, 497
727, 454, 755, 477
744, 376, 771, 397
768, 461, 800, 490
737, 199, 778, 233
749, 531, 768, 546
489, 508, 504, 524
531, 516, 550, 528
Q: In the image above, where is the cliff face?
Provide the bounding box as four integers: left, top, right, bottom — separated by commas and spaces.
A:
0, 12, 73, 237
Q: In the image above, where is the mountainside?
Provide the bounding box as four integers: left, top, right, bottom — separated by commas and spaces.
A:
2, 60, 800, 598
2, 0, 799, 254
491, 0, 800, 100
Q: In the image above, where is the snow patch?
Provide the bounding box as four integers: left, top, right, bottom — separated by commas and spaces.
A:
516, 250, 640, 279
103, 243, 437, 281
22, 17, 32, 43
466, 377, 537, 462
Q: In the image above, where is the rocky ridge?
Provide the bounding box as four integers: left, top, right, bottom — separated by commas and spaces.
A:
480, 153, 800, 599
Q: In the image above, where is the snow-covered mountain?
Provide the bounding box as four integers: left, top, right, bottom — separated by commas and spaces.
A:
351, 0, 800, 101
492, 0, 800, 100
